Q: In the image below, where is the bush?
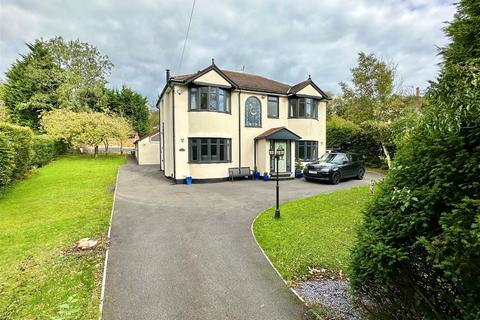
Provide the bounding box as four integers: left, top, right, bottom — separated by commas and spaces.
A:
326, 116, 385, 167
0, 132, 15, 190
349, 47, 480, 320
0, 122, 34, 179
32, 135, 63, 167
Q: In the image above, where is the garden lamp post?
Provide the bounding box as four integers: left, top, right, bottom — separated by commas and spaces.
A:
269, 145, 285, 219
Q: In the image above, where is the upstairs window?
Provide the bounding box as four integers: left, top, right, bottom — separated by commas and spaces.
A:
245, 96, 262, 127
267, 96, 279, 118
190, 86, 230, 113
289, 98, 318, 119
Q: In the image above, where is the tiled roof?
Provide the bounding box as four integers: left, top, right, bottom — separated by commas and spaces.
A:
171, 69, 294, 95
255, 127, 286, 139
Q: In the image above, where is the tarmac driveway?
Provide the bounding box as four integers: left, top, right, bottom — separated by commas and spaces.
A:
102, 162, 382, 320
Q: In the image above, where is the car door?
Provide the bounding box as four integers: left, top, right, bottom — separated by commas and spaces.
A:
336, 154, 351, 177
344, 154, 356, 177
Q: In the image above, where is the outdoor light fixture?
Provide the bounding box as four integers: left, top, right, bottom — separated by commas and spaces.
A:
270, 145, 285, 219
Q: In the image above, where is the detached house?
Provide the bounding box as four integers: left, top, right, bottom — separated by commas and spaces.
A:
156, 60, 330, 183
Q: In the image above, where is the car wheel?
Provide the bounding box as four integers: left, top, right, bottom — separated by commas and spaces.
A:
356, 168, 365, 180
331, 172, 341, 185
305, 177, 311, 182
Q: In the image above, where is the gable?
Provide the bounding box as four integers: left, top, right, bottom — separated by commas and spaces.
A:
193, 70, 232, 87
296, 84, 323, 98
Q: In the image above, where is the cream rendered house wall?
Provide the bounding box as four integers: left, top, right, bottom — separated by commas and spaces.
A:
160, 71, 327, 182
193, 70, 231, 87
296, 84, 324, 98
136, 136, 160, 165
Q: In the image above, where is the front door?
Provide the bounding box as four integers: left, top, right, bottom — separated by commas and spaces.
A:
271, 140, 288, 173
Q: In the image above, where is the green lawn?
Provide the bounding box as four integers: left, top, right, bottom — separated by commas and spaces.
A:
0, 155, 125, 320
253, 186, 370, 281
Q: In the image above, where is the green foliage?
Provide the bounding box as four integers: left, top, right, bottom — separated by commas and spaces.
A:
326, 116, 385, 167
3, 42, 62, 129
0, 122, 34, 180
349, 1, 480, 318
32, 135, 63, 167
106, 86, 150, 136
41, 109, 133, 157
3, 37, 113, 129
0, 132, 15, 190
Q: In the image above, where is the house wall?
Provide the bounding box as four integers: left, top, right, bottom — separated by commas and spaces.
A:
136, 137, 160, 165
159, 72, 327, 182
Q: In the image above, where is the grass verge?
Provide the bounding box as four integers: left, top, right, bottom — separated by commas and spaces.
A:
253, 186, 370, 281
0, 154, 125, 319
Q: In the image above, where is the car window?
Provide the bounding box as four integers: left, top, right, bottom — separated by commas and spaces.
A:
346, 154, 353, 162
351, 154, 358, 162
332, 154, 347, 164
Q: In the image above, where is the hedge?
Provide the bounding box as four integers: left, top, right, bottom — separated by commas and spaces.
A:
326, 116, 386, 167
0, 122, 63, 192
0, 132, 15, 190
32, 135, 65, 167
0, 122, 34, 179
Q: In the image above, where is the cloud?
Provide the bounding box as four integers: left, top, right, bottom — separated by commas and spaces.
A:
0, 0, 455, 104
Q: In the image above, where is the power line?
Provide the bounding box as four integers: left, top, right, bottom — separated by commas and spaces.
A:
178, 0, 196, 72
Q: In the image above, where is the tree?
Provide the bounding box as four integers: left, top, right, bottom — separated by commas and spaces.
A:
106, 86, 150, 136
46, 36, 113, 111
334, 53, 417, 167
0, 82, 7, 122
349, 1, 480, 318
3, 37, 113, 129
41, 109, 133, 158
3, 41, 62, 129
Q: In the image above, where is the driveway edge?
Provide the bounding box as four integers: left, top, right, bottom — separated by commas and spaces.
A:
250, 212, 306, 303
99, 168, 121, 320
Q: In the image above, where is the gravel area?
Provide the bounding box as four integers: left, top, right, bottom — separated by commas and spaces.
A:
295, 279, 360, 320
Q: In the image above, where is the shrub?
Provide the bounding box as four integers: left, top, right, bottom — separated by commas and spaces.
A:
32, 135, 62, 167
0, 122, 34, 179
0, 132, 15, 190
349, 1, 480, 316
326, 116, 384, 167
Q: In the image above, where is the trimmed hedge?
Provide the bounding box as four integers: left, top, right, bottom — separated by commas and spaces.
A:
0, 122, 63, 192
0, 122, 34, 179
32, 135, 64, 167
0, 132, 15, 189
326, 116, 386, 167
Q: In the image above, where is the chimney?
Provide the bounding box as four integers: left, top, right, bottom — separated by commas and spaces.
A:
415, 87, 420, 98
166, 69, 170, 83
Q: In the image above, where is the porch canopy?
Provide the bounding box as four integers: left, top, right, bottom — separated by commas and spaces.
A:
254, 127, 301, 141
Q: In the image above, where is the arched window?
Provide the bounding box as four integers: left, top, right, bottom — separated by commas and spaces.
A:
245, 96, 262, 127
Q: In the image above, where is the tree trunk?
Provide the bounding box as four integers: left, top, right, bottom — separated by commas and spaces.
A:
94, 145, 98, 158
381, 142, 392, 169
104, 142, 109, 154
120, 140, 123, 155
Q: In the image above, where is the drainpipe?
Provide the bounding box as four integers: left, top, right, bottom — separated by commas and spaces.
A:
238, 89, 241, 169
172, 85, 176, 183
158, 104, 161, 171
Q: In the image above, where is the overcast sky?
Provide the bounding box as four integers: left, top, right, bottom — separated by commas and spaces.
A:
1, 0, 456, 105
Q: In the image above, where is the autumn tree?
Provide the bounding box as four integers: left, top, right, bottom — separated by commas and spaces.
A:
41, 109, 133, 158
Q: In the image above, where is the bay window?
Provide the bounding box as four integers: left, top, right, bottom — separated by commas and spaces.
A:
189, 138, 231, 163
289, 98, 318, 119
190, 86, 230, 113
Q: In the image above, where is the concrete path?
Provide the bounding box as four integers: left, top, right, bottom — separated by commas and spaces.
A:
102, 162, 382, 320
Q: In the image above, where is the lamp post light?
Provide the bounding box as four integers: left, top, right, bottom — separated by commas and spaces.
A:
270, 145, 285, 219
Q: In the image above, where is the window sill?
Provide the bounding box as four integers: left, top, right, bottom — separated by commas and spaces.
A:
288, 117, 318, 120
188, 161, 232, 164
188, 109, 231, 115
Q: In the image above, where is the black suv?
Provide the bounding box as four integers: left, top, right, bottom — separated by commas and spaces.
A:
303, 150, 365, 184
